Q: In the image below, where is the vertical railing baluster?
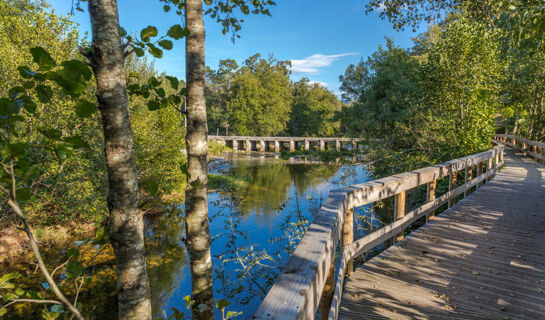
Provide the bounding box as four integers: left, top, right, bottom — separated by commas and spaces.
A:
395, 191, 406, 242
448, 168, 457, 208
426, 180, 436, 221
464, 166, 472, 197
343, 209, 354, 276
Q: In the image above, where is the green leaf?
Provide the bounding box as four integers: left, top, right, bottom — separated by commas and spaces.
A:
30, 47, 56, 71
35, 85, 53, 103
144, 179, 159, 195
0, 273, 20, 289
163, 5, 171, 12
2, 293, 18, 302
154, 87, 166, 98
63, 136, 90, 149
66, 260, 83, 279
167, 24, 189, 40
0, 308, 6, 317
2, 143, 28, 158
118, 27, 127, 37
75, 100, 97, 118
67, 248, 79, 258
18, 95, 37, 114
0, 98, 17, 115
16, 187, 31, 202
148, 44, 163, 58
41, 308, 60, 320
61, 60, 93, 81
54, 143, 73, 162
216, 298, 230, 311
140, 26, 158, 42
165, 76, 179, 90
38, 128, 62, 140
182, 295, 193, 309
92, 227, 108, 245
134, 47, 145, 57
158, 39, 173, 50
148, 77, 161, 88
147, 100, 161, 111
8, 86, 25, 98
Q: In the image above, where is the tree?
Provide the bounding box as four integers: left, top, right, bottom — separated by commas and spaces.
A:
85, 1, 151, 319
288, 78, 342, 137
338, 39, 420, 149
167, 1, 276, 318
227, 54, 293, 136
206, 59, 238, 135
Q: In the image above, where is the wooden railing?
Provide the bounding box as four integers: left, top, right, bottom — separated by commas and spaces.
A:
494, 134, 545, 163
252, 143, 504, 320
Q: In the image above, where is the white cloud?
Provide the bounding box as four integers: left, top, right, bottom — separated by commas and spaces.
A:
308, 80, 328, 88
290, 53, 357, 75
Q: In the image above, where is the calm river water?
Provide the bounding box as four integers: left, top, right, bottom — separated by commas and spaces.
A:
5, 155, 382, 319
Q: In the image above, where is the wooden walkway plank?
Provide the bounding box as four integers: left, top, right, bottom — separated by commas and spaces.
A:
339, 149, 545, 320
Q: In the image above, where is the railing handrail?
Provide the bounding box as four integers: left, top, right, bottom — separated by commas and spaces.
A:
253, 142, 505, 320
209, 135, 357, 142
495, 134, 545, 162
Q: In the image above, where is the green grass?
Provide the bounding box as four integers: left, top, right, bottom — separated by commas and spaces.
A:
208, 174, 249, 191
208, 140, 231, 156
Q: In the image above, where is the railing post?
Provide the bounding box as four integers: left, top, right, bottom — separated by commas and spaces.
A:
477, 162, 483, 188
318, 257, 335, 320
487, 157, 493, 182
246, 140, 252, 153
531, 145, 537, 161
343, 208, 354, 276
426, 180, 436, 221
464, 166, 472, 197
395, 191, 406, 242
448, 169, 457, 208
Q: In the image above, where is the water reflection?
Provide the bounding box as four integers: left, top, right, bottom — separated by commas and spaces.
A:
0, 157, 369, 320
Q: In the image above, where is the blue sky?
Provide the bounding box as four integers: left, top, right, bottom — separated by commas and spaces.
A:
49, 0, 427, 95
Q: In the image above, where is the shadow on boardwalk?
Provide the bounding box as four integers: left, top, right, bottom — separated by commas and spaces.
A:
339, 148, 545, 320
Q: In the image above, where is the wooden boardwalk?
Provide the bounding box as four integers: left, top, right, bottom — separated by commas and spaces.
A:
339, 149, 545, 319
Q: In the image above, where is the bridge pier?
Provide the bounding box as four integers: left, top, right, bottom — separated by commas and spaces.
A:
232, 139, 238, 152
304, 139, 309, 151
259, 140, 265, 152
319, 139, 325, 151
245, 140, 251, 153
335, 140, 341, 151
289, 140, 295, 152
274, 141, 280, 153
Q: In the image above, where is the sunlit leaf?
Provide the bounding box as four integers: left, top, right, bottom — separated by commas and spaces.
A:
30, 47, 56, 71
140, 26, 158, 42
75, 100, 97, 118
158, 39, 173, 50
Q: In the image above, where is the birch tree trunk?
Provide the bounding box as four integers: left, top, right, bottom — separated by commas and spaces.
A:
87, 1, 151, 319
185, 0, 214, 318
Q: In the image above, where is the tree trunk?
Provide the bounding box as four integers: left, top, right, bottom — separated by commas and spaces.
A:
527, 84, 539, 139
87, 1, 151, 319
185, 0, 214, 319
